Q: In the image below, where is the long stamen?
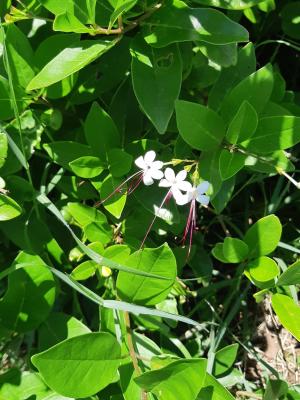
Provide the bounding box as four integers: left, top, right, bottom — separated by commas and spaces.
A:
187, 200, 196, 260
127, 173, 144, 195
94, 170, 142, 208
181, 201, 194, 245
140, 189, 171, 249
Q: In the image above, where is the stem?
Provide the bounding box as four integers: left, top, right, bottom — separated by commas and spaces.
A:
124, 312, 148, 400
236, 391, 262, 399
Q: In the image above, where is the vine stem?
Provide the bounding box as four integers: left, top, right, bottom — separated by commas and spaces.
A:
124, 312, 148, 400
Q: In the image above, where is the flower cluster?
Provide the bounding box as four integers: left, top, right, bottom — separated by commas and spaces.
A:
98, 150, 210, 254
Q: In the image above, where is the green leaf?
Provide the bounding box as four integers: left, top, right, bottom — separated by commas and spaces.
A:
69, 155, 104, 178
109, 0, 138, 30
0, 252, 56, 333
143, 0, 248, 47
27, 39, 116, 90
211, 177, 235, 214
198, 373, 235, 400
192, 0, 266, 10
39, 0, 96, 24
117, 244, 177, 305
108, 148, 133, 177
199, 149, 223, 198
131, 37, 182, 134
241, 116, 300, 154
244, 256, 279, 289
208, 42, 256, 111
0, 76, 15, 120
272, 293, 300, 341
100, 174, 127, 218
34, 33, 80, 99
0, 131, 8, 169
67, 202, 107, 226
0, 194, 22, 221
31, 332, 122, 397
134, 358, 207, 400
198, 42, 238, 67
71, 260, 98, 280
5, 24, 35, 88
223, 237, 249, 263
213, 343, 239, 376
226, 100, 258, 144
38, 312, 91, 351
212, 243, 229, 263
220, 64, 274, 122
43, 141, 92, 170
176, 100, 226, 151
219, 150, 246, 180
84, 102, 120, 161
244, 215, 282, 257
277, 259, 300, 286
282, 2, 300, 40
263, 379, 289, 400
53, 11, 96, 33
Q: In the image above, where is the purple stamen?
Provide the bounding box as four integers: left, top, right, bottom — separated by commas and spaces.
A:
94, 170, 143, 208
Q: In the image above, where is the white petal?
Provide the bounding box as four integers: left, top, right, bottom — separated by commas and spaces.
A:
159, 179, 172, 187
196, 194, 210, 206
135, 155, 146, 170
173, 191, 190, 205
144, 150, 156, 165
150, 168, 164, 180
177, 180, 192, 192
197, 181, 210, 195
143, 172, 154, 186
164, 167, 176, 182
151, 160, 163, 170
176, 170, 187, 181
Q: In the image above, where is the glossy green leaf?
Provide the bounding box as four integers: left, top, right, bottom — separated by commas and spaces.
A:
84, 102, 120, 161
53, 11, 96, 34
244, 215, 282, 257
0, 76, 15, 120
27, 39, 116, 90
226, 100, 258, 144
198, 373, 235, 399
193, 0, 266, 10
277, 259, 300, 286
0, 131, 8, 168
39, 0, 96, 24
244, 256, 279, 288
134, 358, 207, 400
0, 194, 22, 221
199, 149, 223, 198
272, 293, 300, 341
143, 0, 248, 47
100, 174, 127, 218
69, 155, 104, 178
108, 148, 132, 177
109, 0, 138, 29
223, 237, 249, 263
220, 64, 274, 122
282, 2, 300, 40
32, 332, 122, 397
176, 100, 226, 151
131, 37, 182, 133
71, 260, 98, 280
117, 244, 177, 305
0, 252, 56, 333
212, 243, 229, 263
44, 141, 92, 170
198, 42, 237, 67
219, 150, 246, 180
263, 379, 289, 400
38, 312, 91, 351
241, 116, 300, 154
214, 343, 239, 376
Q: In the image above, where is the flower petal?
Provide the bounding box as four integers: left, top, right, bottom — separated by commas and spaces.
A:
177, 180, 192, 192
173, 190, 190, 205
159, 178, 172, 187
151, 160, 163, 170
196, 194, 210, 206
143, 172, 154, 186
176, 170, 187, 181
150, 168, 164, 180
135, 155, 146, 170
164, 167, 176, 182
144, 150, 156, 165
197, 181, 210, 195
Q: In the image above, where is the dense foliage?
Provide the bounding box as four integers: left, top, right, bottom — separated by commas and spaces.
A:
1, 0, 300, 399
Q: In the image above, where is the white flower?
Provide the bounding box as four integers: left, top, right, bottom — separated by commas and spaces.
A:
174, 181, 210, 206
134, 150, 164, 186
159, 167, 192, 200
